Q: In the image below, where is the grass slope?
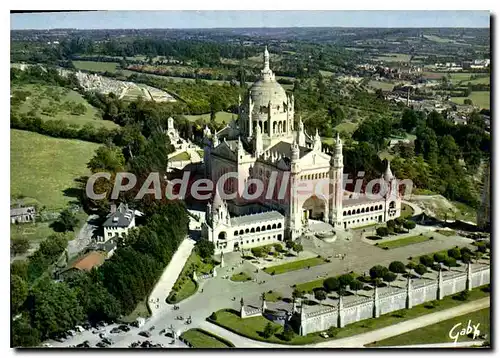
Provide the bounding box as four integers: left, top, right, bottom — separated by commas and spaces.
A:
11, 83, 118, 130
378, 235, 430, 250
10, 129, 100, 210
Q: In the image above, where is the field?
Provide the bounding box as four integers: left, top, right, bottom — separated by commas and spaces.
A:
368, 308, 489, 347
72, 60, 119, 73
450, 91, 490, 110
185, 111, 235, 125
378, 235, 430, 250
373, 53, 411, 63
334, 121, 359, 135
181, 329, 234, 348
263, 257, 327, 275
11, 83, 118, 130
10, 129, 100, 210
230, 271, 252, 282
423, 35, 456, 44
368, 80, 395, 91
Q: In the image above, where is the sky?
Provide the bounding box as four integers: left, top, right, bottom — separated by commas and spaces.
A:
10, 10, 490, 30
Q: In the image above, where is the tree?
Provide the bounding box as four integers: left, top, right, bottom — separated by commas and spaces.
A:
314, 289, 327, 303
433, 252, 448, 263
293, 243, 303, 255
369, 265, 389, 280
323, 277, 340, 292
389, 261, 406, 275
338, 273, 354, 288
195, 240, 215, 259
394, 217, 405, 226
447, 248, 462, 260
11, 315, 41, 348
383, 272, 397, 287
376, 227, 390, 237
349, 279, 363, 295
251, 247, 265, 258
464, 98, 473, 105
461, 251, 472, 264
11, 238, 30, 256
444, 257, 457, 269
292, 288, 304, 299
55, 208, 79, 232
282, 324, 295, 341
419, 255, 434, 267
414, 264, 427, 276
263, 322, 275, 338
11, 274, 28, 313
403, 220, 416, 231
87, 145, 125, 173
386, 220, 396, 232
406, 262, 416, 274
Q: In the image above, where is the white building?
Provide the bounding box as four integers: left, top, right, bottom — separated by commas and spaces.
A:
102, 203, 136, 242
201, 47, 402, 254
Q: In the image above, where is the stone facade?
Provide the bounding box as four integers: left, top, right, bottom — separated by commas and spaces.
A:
298, 264, 490, 335
202, 47, 402, 254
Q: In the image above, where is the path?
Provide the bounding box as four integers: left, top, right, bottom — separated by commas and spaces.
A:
198, 297, 490, 348
148, 236, 196, 313
402, 199, 422, 216
378, 341, 485, 348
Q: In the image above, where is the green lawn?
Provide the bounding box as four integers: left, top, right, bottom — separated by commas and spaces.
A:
334, 121, 359, 135
185, 111, 235, 125
368, 308, 490, 347
10, 129, 100, 210
167, 251, 214, 303
295, 278, 325, 294
263, 257, 327, 275
10, 221, 55, 244
11, 83, 118, 130
450, 91, 490, 110
170, 151, 191, 161
264, 291, 283, 302
436, 230, 457, 237
181, 328, 234, 348
368, 80, 395, 91
400, 203, 415, 219
231, 271, 252, 282
378, 235, 430, 250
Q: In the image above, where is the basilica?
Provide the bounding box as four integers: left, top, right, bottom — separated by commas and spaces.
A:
201, 47, 401, 254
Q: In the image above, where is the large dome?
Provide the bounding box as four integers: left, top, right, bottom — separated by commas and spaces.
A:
248, 79, 288, 109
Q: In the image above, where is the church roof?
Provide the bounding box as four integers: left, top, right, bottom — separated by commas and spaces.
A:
266, 141, 310, 160
230, 211, 284, 226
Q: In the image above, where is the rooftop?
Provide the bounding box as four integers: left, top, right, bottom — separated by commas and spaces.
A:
103, 203, 135, 228
230, 210, 284, 226
10, 206, 36, 216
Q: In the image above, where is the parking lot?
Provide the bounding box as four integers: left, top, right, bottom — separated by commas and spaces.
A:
45, 321, 188, 348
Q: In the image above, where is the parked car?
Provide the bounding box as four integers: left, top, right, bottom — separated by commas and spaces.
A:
148, 325, 156, 331
320, 332, 329, 338
118, 324, 130, 332
96, 321, 106, 328
95, 341, 107, 348
102, 337, 113, 345
76, 340, 90, 348
139, 331, 152, 338
82, 323, 92, 330
110, 327, 121, 334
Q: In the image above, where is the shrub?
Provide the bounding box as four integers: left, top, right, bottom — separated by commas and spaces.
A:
433, 252, 447, 263
376, 227, 390, 237
448, 248, 462, 260
454, 290, 470, 301
370, 265, 389, 280
282, 324, 295, 341
327, 326, 340, 337
403, 220, 416, 230
419, 255, 434, 267
323, 277, 340, 292
414, 264, 427, 276
209, 312, 217, 321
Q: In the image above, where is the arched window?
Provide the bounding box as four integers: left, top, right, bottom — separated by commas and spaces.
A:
250, 228, 255, 233
239, 230, 244, 235
361, 208, 365, 213
261, 225, 266, 231
356, 209, 360, 214
256, 227, 261, 232
278, 234, 282, 241
272, 224, 277, 229
277, 223, 282, 229
343, 211, 346, 216
234, 231, 238, 236
245, 228, 249, 233
267, 225, 271, 230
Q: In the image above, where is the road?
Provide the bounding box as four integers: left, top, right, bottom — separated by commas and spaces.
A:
67, 214, 99, 258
